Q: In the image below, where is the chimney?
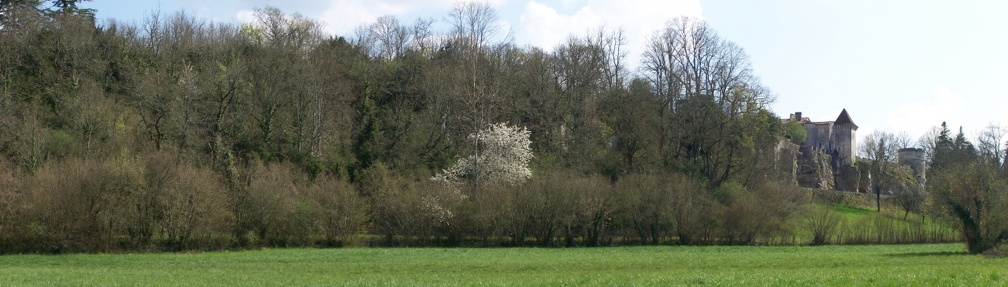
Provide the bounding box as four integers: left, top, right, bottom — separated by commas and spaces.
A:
795, 112, 802, 121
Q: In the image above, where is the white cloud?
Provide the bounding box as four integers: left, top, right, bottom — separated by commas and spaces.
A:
886, 86, 965, 138
316, 0, 412, 36
517, 0, 703, 69
314, 0, 510, 36
235, 10, 256, 24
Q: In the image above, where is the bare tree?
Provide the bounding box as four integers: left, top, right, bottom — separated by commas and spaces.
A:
371, 15, 411, 60
976, 123, 1007, 169
411, 17, 436, 54
447, 1, 499, 53
917, 126, 941, 167
583, 26, 627, 90
893, 131, 913, 149
253, 6, 323, 51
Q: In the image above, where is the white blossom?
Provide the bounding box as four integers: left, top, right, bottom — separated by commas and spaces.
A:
433, 122, 533, 185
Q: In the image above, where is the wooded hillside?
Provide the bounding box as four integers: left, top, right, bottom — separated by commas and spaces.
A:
1, 2, 997, 254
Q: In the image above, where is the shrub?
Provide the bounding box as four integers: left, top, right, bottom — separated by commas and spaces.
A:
614, 174, 673, 245
305, 176, 368, 246
0, 159, 22, 252
237, 162, 316, 247
804, 206, 843, 245
727, 180, 809, 244
513, 174, 565, 246
367, 172, 445, 246
23, 157, 144, 252
668, 173, 717, 245
160, 164, 234, 250
557, 174, 614, 247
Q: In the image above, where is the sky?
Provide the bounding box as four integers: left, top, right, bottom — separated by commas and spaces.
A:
79, 0, 1008, 145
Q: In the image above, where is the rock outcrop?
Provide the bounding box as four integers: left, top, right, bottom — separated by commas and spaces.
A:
797, 147, 834, 189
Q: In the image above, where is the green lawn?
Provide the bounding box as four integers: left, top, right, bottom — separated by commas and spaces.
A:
829, 203, 876, 220
0, 244, 1004, 286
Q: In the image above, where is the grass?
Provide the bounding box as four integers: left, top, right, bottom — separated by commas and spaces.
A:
0, 244, 1004, 286
817, 203, 961, 244
828, 203, 876, 220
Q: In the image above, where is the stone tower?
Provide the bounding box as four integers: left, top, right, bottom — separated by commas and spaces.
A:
831, 109, 858, 165
898, 148, 927, 185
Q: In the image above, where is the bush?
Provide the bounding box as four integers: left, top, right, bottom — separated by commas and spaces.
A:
23, 157, 144, 252
367, 171, 447, 246
305, 176, 368, 246
556, 174, 615, 247
668, 173, 717, 245
615, 174, 673, 245
512, 174, 565, 246
725, 180, 809, 245
237, 162, 316, 247
0, 159, 22, 252
804, 206, 842, 245
159, 164, 234, 250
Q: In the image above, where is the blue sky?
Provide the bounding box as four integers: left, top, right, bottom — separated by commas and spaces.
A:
80, 0, 1008, 144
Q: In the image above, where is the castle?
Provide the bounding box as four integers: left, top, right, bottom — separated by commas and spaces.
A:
781, 109, 859, 191
779, 109, 926, 192
790, 109, 858, 165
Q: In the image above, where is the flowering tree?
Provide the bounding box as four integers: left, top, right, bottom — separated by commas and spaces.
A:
434, 123, 533, 185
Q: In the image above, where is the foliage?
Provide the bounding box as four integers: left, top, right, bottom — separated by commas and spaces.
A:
930, 161, 1008, 254
0, 3, 987, 254
783, 118, 806, 145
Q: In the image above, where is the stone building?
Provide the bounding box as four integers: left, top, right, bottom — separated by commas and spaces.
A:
897, 148, 926, 186
791, 109, 858, 165
783, 109, 859, 191
778, 109, 927, 192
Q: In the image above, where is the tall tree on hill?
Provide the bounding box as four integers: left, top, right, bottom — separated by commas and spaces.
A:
444, 1, 507, 188
641, 17, 775, 187
976, 123, 1007, 172
602, 78, 660, 176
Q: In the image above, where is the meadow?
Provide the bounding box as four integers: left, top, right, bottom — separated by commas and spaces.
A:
1, 243, 1004, 286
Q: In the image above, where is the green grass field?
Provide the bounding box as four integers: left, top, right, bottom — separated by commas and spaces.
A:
0, 244, 1004, 286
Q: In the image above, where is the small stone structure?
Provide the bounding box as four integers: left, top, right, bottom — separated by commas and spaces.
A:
897, 148, 926, 186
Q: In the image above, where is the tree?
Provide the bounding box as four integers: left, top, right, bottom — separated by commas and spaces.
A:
931, 122, 977, 172
976, 123, 1007, 170
551, 32, 606, 169
0, 0, 42, 30
860, 131, 913, 211
782, 118, 806, 145
918, 125, 941, 168
48, 0, 93, 18
930, 161, 1008, 254
889, 170, 925, 221
640, 16, 774, 186
601, 78, 660, 176
433, 122, 532, 185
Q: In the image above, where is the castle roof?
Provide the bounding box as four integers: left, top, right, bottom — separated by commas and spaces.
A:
834, 109, 858, 129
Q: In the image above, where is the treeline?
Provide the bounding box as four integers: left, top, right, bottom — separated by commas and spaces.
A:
0, 2, 987, 253
0, 153, 821, 251
0, 2, 780, 184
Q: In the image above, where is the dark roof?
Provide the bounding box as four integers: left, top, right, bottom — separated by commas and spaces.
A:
834, 109, 858, 129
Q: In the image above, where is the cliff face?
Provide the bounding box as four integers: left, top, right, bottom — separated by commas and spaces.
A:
834, 165, 859, 192
774, 140, 799, 186
797, 148, 834, 189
